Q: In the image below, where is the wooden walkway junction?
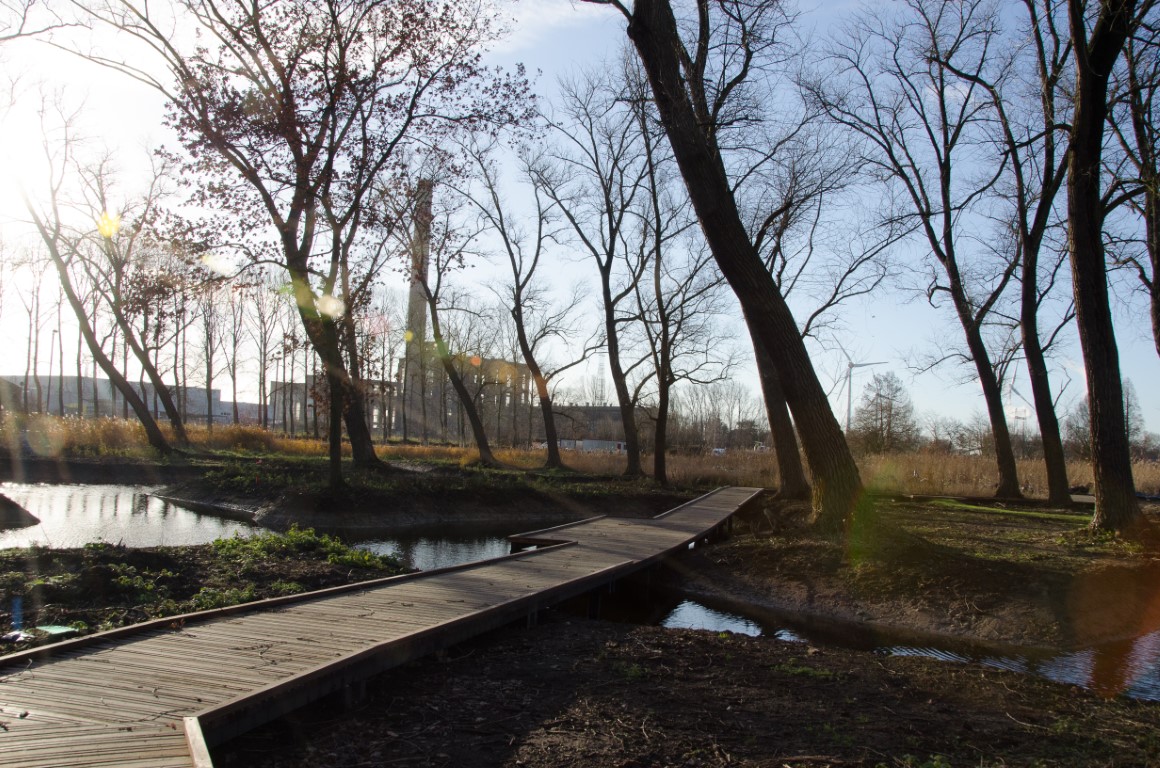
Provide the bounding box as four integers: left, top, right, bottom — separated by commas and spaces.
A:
0, 486, 762, 768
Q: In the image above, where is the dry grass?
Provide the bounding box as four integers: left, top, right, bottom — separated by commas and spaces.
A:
859, 451, 1160, 497
4, 414, 1157, 497
1, 414, 155, 460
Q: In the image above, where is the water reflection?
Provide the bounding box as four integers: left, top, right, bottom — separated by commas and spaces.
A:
662, 600, 762, 636
655, 597, 1160, 702
0, 483, 255, 549
353, 524, 514, 572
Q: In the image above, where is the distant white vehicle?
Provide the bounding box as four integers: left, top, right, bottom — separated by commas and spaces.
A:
711, 447, 727, 456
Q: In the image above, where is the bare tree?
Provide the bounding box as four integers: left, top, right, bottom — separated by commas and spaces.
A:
68, 152, 194, 446
455, 140, 600, 468
805, 0, 1025, 499
1108, 13, 1160, 358
404, 181, 501, 465
246, 269, 284, 429
23, 123, 172, 453
585, 0, 865, 528
1065, 0, 1154, 531
929, 0, 1075, 504
621, 68, 738, 484
74, 0, 531, 487
754, 140, 902, 500
194, 280, 224, 431
534, 67, 653, 476
1, 0, 66, 42
357, 284, 405, 441
15, 252, 47, 412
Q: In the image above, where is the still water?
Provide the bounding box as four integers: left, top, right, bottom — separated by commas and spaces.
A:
3, 482, 1158, 702
658, 597, 1160, 702
0, 483, 256, 549
353, 522, 518, 572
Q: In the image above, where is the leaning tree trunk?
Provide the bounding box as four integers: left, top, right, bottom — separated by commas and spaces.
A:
35, 228, 171, 455
107, 300, 191, 447
512, 308, 566, 469
753, 338, 810, 500
427, 299, 499, 467
944, 260, 1023, 498
1067, 0, 1141, 531
626, 0, 862, 530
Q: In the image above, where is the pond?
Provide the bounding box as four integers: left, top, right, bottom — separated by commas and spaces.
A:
0, 483, 256, 549
3, 482, 1158, 702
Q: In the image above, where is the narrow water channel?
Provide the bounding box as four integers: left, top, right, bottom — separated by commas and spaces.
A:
4, 482, 1158, 703
647, 591, 1160, 703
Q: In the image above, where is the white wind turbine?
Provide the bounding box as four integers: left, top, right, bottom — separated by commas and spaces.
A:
837, 347, 887, 433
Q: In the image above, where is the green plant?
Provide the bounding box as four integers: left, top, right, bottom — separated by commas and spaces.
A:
190, 585, 257, 610
269, 581, 305, 595
211, 526, 399, 571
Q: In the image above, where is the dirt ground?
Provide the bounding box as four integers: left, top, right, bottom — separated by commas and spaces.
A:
214, 495, 1160, 768
217, 614, 1160, 768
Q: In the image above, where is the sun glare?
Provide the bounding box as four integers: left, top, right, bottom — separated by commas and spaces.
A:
96, 211, 121, 238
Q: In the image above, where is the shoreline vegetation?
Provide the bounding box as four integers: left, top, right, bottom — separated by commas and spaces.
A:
3, 420, 1160, 764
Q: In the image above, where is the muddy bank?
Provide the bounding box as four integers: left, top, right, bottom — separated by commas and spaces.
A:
0, 455, 215, 485
0, 494, 37, 529
158, 477, 694, 534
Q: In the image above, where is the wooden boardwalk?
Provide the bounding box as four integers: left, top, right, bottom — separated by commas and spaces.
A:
0, 486, 762, 768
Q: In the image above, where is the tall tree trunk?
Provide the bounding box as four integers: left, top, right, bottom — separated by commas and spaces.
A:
1125, 38, 1160, 359
601, 278, 644, 476
1067, 0, 1142, 531
956, 304, 1023, 499
1148, 193, 1160, 358
653, 377, 671, 485
1022, 256, 1072, 504
753, 338, 810, 500
626, 0, 862, 529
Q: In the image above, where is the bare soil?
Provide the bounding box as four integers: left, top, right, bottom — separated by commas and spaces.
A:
217, 615, 1160, 768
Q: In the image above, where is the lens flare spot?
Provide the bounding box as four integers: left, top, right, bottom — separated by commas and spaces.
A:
96, 212, 121, 238
26, 424, 66, 458
198, 252, 233, 276
470, 355, 482, 367
317, 294, 345, 319
404, 330, 415, 343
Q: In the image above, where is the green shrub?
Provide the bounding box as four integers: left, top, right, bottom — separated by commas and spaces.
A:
211, 526, 399, 571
